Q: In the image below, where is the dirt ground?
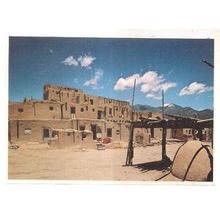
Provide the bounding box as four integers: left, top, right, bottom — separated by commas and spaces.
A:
8, 142, 185, 181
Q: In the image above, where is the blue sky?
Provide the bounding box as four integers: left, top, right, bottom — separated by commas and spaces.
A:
9, 37, 214, 110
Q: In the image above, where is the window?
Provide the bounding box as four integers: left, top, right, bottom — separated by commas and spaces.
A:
189, 130, 191, 134
67, 132, 71, 136
92, 108, 95, 112
109, 108, 112, 115
70, 107, 76, 114
80, 125, 86, 139
90, 99, 93, 105
79, 125, 85, 131
24, 128, 32, 134
49, 106, 54, 111
86, 106, 88, 111
52, 131, 58, 137
43, 128, 50, 138
107, 128, 112, 137
65, 102, 67, 111
97, 110, 102, 119
18, 108, 23, 113
116, 129, 120, 134
81, 108, 84, 112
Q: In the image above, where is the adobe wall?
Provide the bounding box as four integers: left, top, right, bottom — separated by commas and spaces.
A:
43, 84, 132, 121
9, 119, 72, 143
9, 102, 35, 119
9, 119, 132, 146
49, 131, 95, 149
9, 101, 62, 120
134, 128, 151, 145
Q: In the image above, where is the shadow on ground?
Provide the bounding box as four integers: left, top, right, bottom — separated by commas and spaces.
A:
133, 158, 172, 173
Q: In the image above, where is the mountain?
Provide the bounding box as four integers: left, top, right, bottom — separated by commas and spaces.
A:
133, 103, 213, 119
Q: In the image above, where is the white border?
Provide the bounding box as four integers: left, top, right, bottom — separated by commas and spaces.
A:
1, 1, 220, 220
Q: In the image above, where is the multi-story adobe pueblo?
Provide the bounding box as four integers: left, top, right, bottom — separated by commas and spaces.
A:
9, 84, 201, 149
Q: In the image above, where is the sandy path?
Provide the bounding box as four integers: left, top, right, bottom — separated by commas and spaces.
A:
8, 143, 183, 181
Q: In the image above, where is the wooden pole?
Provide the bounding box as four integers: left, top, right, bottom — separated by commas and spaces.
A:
162, 89, 164, 120
161, 89, 167, 161
125, 79, 136, 166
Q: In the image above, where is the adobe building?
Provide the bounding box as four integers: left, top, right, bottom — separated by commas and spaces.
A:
9, 84, 204, 148
9, 84, 152, 148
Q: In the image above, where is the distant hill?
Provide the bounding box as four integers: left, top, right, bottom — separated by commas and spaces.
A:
133, 103, 213, 119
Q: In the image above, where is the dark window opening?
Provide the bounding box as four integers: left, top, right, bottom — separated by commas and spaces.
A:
81, 108, 84, 112
107, 128, 112, 137
67, 132, 71, 136
70, 107, 76, 114
109, 108, 112, 115
97, 110, 102, 119
18, 108, 23, 113
79, 125, 85, 131
90, 99, 94, 105
91, 124, 97, 140
86, 106, 88, 111
116, 129, 120, 134
52, 131, 58, 137
150, 128, 154, 138
80, 125, 86, 139
92, 108, 95, 112
104, 107, 106, 117
43, 128, 50, 138
49, 106, 54, 111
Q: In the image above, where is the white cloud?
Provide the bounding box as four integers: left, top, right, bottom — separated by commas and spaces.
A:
84, 69, 104, 89
62, 54, 96, 68
113, 74, 140, 91
146, 93, 162, 100
179, 82, 213, 96
114, 71, 177, 100
78, 55, 96, 68
62, 56, 78, 66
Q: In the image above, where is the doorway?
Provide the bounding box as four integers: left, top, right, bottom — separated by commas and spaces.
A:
91, 124, 97, 140
43, 128, 50, 139
150, 128, 154, 138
